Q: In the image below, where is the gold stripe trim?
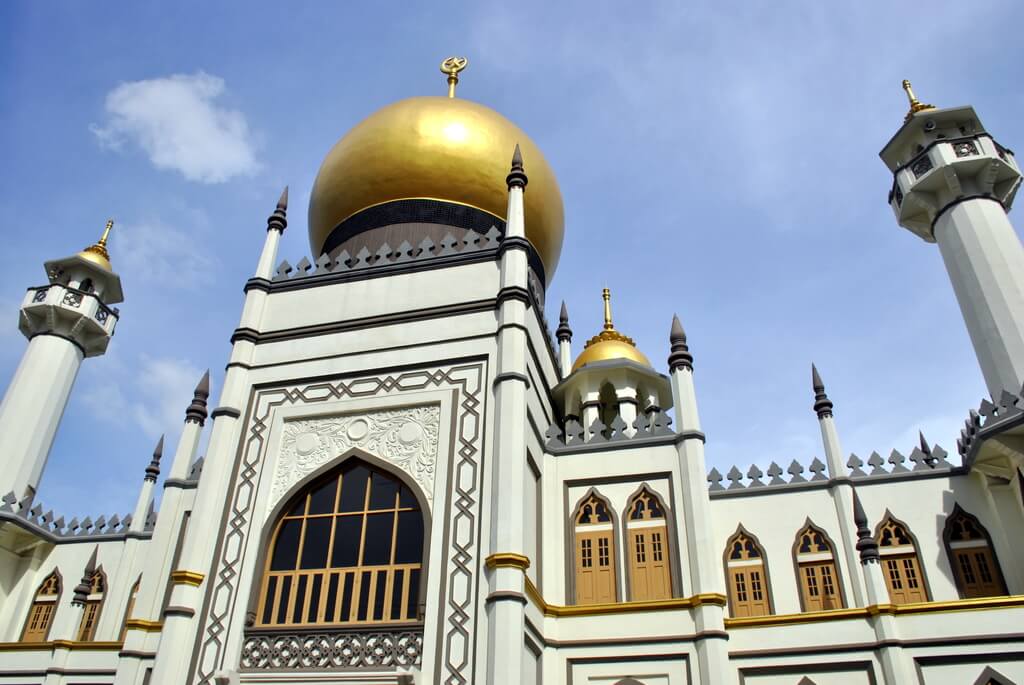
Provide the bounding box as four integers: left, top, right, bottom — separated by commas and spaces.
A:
0, 640, 123, 652
170, 570, 205, 586
485, 553, 531, 571
124, 618, 163, 633
724, 594, 1024, 628
524, 578, 726, 617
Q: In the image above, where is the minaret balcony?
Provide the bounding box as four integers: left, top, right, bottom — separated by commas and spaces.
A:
18, 283, 119, 356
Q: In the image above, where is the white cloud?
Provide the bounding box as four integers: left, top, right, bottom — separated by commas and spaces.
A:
91, 71, 260, 183
116, 218, 219, 289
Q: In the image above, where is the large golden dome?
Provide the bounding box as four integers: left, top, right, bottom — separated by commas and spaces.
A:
308, 96, 565, 279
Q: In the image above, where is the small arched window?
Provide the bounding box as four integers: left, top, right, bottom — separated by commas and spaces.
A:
76, 569, 106, 641
626, 488, 671, 601
944, 506, 1007, 599
120, 576, 141, 640
79, 278, 94, 293
22, 571, 61, 642
876, 515, 929, 604
794, 523, 844, 612
574, 493, 617, 605
258, 459, 425, 627
724, 528, 771, 617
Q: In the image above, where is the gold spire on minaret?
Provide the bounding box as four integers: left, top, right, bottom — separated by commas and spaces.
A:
571, 288, 652, 371
902, 79, 936, 122
78, 219, 114, 270
440, 56, 468, 98
602, 287, 615, 330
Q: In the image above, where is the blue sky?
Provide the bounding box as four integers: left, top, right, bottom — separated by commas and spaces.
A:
1, 1, 1020, 517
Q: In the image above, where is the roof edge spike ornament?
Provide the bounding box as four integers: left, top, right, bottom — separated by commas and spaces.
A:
902, 79, 936, 123
144, 435, 164, 482
668, 314, 694, 372
440, 56, 468, 98
267, 186, 288, 233
507, 143, 528, 190
811, 363, 834, 419
852, 490, 879, 564
556, 300, 572, 342
79, 219, 115, 270
185, 370, 211, 425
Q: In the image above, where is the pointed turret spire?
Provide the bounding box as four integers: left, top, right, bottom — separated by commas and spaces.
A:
185, 370, 210, 426
812, 363, 834, 419
667, 314, 693, 372
852, 490, 879, 564
506, 143, 528, 189
144, 435, 164, 482
901, 79, 935, 123
77, 219, 115, 270
72, 546, 99, 606
556, 301, 572, 342
266, 186, 288, 233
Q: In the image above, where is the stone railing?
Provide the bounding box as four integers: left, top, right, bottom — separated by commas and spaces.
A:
0, 491, 154, 540
545, 411, 677, 453
240, 627, 423, 671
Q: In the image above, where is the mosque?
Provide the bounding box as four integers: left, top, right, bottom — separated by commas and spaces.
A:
0, 60, 1023, 685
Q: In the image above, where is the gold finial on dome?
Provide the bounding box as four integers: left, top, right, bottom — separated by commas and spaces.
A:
78, 219, 114, 270
902, 79, 935, 122
602, 288, 614, 330
440, 57, 468, 98
571, 289, 652, 372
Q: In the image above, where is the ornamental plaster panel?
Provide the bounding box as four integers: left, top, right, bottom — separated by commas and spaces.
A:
272, 405, 441, 507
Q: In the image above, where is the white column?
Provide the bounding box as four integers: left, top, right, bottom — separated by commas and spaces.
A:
254, 186, 287, 280
615, 385, 638, 437
0, 335, 83, 499
934, 199, 1024, 398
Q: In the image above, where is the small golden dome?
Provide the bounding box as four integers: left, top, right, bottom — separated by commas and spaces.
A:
77, 220, 114, 271
571, 289, 652, 372
307, 95, 565, 279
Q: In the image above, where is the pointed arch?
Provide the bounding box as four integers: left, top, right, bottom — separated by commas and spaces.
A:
120, 575, 142, 640
623, 486, 672, 601
21, 569, 61, 642
943, 504, 1007, 599
792, 520, 845, 612
571, 489, 619, 605
76, 566, 107, 641
255, 455, 428, 627
723, 525, 772, 617
874, 511, 930, 604
973, 665, 1018, 685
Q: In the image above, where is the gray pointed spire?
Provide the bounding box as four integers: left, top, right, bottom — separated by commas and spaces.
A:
185, 370, 210, 425
811, 363, 834, 419
267, 186, 289, 233
667, 314, 693, 372
556, 301, 572, 342
506, 143, 528, 189
144, 435, 164, 482
852, 490, 879, 564
72, 546, 99, 606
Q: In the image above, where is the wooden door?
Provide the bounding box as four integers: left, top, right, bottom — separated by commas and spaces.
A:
727, 565, 770, 617
883, 554, 927, 604
22, 602, 54, 642
799, 562, 841, 611
953, 547, 1004, 598
576, 531, 615, 604
629, 527, 670, 601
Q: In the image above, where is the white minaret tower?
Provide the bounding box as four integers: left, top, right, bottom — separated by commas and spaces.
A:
0, 221, 123, 500
880, 81, 1024, 398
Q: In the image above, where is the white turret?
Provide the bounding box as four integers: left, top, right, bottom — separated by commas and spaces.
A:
880, 81, 1024, 398
0, 221, 122, 500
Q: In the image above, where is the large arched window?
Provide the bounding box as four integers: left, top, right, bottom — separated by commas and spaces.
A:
876, 514, 929, 604
573, 492, 617, 605
625, 488, 672, 601
257, 459, 424, 627
76, 568, 106, 641
794, 523, 844, 612
724, 528, 771, 617
944, 506, 1007, 599
22, 571, 61, 642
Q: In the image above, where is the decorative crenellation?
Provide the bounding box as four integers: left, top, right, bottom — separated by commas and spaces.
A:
958, 382, 1024, 460
545, 409, 675, 450
20, 283, 120, 356
271, 227, 504, 282
709, 438, 955, 493
0, 490, 153, 539
240, 628, 423, 671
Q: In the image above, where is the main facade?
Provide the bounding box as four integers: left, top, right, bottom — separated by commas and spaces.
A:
1, 69, 1023, 685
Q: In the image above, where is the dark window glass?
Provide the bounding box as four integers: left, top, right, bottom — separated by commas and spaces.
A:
363, 513, 395, 564
271, 520, 302, 570
406, 569, 421, 619
293, 575, 308, 623
307, 575, 322, 622
398, 485, 417, 508
340, 573, 355, 621
394, 510, 424, 564
369, 472, 399, 510
300, 518, 332, 569
277, 577, 292, 623
338, 466, 369, 512
324, 574, 339, 622
331, 516, 363, 567
287, 497, 305, 516
308, 477, 337, 515
262, 576, 277, 624
357, 571, 372, 621
373, 570, 388, 620
391, 569, 405, 621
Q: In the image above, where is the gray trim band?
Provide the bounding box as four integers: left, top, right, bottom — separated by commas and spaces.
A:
119, 650, 158, 660
493, 372, 530, 389
164, 605, 196, 618
243, 278, 272, 293
29, 331, 86, 357
932, 194, 1005, 232
485, 591, 528, 605
163, 478, 198, 490
211, 406, 242, 419
549, 430, 706, 456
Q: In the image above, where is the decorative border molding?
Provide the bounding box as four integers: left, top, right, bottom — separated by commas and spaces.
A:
524, 578, 726, 618
485, 553, 531, 571
170, 570, 205, 587
123, 618, 163, 633
0, 640, 123, 651
240, 627, 424, 671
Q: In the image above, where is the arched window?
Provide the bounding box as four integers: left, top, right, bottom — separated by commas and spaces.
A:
120, 576, 141, 640
574, 492, 617, 605
794, 523, 844, 611
257, 459, 424, 627
626, 488, 671, 601
724, 528, 771, 617
876, 514, 929, 604
22, 571, 61, 642
76, 568, 106, 641
944, 506, 1007, 599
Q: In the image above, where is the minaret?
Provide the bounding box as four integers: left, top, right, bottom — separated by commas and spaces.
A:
129, 436, 163, 534
880, 81, 1024, 398
0, 221, 123, 500
556, 300, 572, 376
